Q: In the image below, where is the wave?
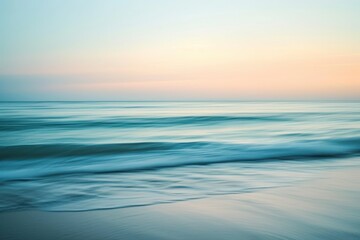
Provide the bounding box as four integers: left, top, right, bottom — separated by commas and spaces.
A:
0, 115, 289, 131
0, 142, 206, 160
1, 137, 359, 180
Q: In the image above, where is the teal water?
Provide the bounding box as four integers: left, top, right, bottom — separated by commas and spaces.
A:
0, 101, 359, 211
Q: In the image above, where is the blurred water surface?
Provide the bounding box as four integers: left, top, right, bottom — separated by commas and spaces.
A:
0, 101, 359, 211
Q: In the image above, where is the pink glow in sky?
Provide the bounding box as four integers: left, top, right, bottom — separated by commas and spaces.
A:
1, 0, 359, 100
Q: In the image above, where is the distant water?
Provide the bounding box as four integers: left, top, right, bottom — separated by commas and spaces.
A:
0, 101, 359, 211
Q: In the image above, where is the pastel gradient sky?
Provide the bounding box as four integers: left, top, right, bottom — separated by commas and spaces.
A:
1, 0, 359, 100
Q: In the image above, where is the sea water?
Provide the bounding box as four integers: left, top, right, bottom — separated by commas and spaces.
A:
0, 101, 359, 211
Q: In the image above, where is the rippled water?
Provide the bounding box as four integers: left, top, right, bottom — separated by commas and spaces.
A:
0, 101, 359, 211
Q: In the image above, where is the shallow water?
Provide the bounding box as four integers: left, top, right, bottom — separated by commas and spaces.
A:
0, 101, 359, 211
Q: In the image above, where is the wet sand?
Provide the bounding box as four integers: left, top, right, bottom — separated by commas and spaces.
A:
1, 167, 359, 240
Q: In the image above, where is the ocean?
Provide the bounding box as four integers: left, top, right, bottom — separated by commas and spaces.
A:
0, 101, 359, 211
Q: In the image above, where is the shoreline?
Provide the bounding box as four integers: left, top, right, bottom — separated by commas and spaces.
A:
1, 166, 359, 240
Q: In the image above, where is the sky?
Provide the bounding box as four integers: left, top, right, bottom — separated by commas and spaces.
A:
0, 0, 359, 101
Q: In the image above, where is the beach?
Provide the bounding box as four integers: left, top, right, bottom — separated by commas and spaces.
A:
0, 101, 359, 239
1, 0, 360, 238
1, 165, 359, 240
